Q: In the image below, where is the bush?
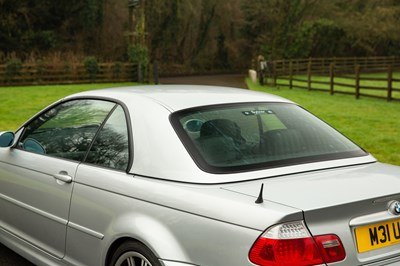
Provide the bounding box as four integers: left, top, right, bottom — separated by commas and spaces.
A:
5, 58, 22, 83
35, 31, 57, 50
128, 44, 149, 65
112, 62, 122, 79
128, 45, 149, 82
84, 56, 99, 81
287, 19, 346, 58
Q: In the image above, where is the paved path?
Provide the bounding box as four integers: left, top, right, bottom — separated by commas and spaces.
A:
0, 74, 246, 266
0, 244, 34, 266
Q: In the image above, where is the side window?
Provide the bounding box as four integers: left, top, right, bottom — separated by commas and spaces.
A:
19, 100, 116, 161
85, 105, 130, 171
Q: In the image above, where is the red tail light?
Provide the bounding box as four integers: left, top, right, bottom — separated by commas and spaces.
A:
249, 221, 345, 266
314, 234, 346, 263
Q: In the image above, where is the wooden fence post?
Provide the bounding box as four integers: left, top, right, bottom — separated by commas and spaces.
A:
289, 61, 293, 89
137, 63, 143, 82
272, 61, 277, 86
355, 65, 361, 99
387, 65, 393, 101
307, 58, 312, 90
329, 63, 335, 95
153, 60, 160, 84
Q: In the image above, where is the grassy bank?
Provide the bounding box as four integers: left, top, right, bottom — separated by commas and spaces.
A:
247, 79, 400, 166
0, 83, 136, 130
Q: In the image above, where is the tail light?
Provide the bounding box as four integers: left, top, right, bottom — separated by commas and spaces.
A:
249, 221, 345, 266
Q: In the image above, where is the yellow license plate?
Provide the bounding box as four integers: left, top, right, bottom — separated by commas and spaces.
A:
355, 218, 400, 253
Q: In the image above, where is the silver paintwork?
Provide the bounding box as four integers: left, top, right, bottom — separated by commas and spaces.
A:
72, 86, 376, 183
1, 85, 400, 265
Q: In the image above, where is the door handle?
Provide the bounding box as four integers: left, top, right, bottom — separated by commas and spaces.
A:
53, 171, 73, 183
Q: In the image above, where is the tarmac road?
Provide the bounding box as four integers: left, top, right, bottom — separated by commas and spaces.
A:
0, 243, 35, 266
0, 74, 246, 265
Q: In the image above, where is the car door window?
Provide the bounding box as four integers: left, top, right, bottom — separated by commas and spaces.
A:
19, 99, 116, 161
85, 105, 130, 171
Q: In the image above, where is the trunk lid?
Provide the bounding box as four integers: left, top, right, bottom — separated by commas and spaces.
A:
223, 162, 400, 265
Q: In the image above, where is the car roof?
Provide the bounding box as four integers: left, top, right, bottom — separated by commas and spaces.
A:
63, 85, 376, 183
67, 85, 293, 111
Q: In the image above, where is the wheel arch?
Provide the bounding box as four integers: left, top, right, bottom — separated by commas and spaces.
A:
103, 213, 189, 266
105, 237, 132, 266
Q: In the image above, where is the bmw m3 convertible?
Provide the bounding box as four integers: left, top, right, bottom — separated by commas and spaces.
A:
1, 85, 400, 266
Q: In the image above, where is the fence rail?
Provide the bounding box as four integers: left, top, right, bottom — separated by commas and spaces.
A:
266, 56, 400, 101
271, 56, 400, 76
0, 62, 139, 86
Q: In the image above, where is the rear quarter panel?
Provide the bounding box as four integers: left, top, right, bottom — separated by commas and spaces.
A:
65, 164, 302, 266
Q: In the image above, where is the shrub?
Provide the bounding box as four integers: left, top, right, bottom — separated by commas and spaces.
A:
287, 19, 346, 58
5, 58, 22, 83
128, 45, 149, 82
128, 44, 149, 65
112, 62, 122, 79
84, 56, 99, 82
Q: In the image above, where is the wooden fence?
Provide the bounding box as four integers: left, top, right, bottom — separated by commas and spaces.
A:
0, 62, 139, 86
266, 56, 400, 101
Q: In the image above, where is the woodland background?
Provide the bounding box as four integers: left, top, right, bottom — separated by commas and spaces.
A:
1, 0, 399, 73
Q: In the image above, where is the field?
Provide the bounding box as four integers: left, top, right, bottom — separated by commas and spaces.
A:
247, 79, 400, 166
1, 81, 399, 166
0, 83, 136, 130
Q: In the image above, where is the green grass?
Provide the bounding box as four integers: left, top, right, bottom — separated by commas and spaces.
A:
247, 78, 400, 166
0, 83, 136, 131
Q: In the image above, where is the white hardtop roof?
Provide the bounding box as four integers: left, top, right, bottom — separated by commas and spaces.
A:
67, 85, 293, 111
63, 84, 377, 183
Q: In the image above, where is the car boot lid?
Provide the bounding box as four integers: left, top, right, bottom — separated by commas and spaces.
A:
221, 162, 400, 211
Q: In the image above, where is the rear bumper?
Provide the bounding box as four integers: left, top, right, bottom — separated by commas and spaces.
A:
361, 256, 400, 266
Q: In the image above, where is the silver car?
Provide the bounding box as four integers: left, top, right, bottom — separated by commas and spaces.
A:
1, 85, 400, 266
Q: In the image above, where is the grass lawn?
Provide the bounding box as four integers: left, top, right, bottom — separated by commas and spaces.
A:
0, 83, 137, 131
247, 78, 400, 166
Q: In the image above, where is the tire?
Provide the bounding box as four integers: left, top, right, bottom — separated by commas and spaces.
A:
109, 240, 161, 266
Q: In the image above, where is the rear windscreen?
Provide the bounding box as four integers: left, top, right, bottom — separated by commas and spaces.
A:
170, 102, 367, 173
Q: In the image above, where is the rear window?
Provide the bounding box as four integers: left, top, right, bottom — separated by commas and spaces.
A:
170, 103, 367, 173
